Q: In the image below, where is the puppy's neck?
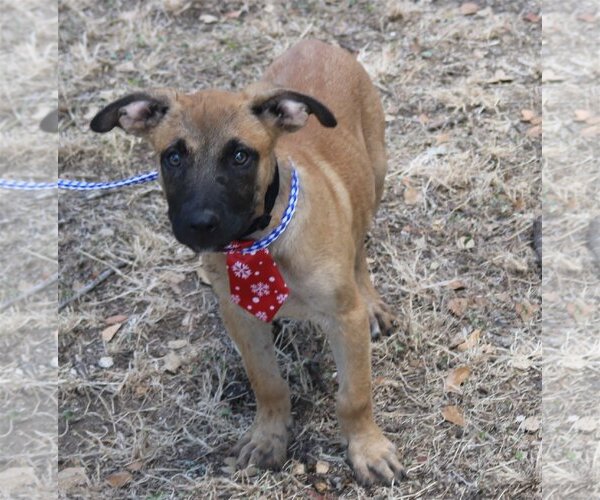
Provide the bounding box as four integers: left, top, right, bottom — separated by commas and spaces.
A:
247, 159, 294, 242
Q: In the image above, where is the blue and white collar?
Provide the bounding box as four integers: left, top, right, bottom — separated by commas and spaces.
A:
225, 168, 299, 255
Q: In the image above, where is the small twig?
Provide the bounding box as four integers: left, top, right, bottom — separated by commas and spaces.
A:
58, 263, 126, 311
0, 273, 58, 312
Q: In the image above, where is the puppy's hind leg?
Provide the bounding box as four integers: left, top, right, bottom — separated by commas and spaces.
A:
355, 246, 396, 339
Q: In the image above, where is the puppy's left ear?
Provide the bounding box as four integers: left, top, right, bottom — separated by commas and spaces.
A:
250, 88, 337, 133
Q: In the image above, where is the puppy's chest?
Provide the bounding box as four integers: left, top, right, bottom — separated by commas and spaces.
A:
275, 262, 339, 321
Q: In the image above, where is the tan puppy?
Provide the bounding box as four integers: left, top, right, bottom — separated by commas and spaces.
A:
91, 39, 402, 485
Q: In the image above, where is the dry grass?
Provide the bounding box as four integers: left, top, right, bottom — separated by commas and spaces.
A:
541, 0, 600, 497
0, 1, 58, 498
58, 0, 541, 498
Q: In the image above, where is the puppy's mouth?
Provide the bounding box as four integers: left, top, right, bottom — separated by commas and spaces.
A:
171, 213, 256, 254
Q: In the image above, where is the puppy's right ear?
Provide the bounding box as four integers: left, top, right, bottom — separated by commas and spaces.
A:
90, 92, 170, 135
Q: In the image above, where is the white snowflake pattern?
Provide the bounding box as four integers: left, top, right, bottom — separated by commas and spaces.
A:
255, 311, 268, 321
250, 282, 270, 297
276, 293, 288, 304
230, 294, 241, 304
231, 261, 251, 279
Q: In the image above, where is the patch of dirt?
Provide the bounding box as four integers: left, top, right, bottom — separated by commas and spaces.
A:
58, 0, 541, 497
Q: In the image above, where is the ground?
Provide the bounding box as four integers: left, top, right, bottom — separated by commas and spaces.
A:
541, 0, 600, 497
57, 0, 542, 498
0, 1, 58, 498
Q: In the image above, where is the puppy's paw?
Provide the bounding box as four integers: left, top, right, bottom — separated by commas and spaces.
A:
347, 431, 405, 486
369, 301, 397, 340
233, 418, 290, 470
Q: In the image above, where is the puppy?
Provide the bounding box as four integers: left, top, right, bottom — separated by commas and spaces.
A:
91, 39, 402, 485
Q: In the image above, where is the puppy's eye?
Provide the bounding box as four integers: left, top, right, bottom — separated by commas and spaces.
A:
167, 151, 181, 167
233, 150, 249, 165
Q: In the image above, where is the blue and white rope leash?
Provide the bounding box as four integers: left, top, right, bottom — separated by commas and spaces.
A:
0, 171, 158, 191
226, 168, 299, 255
0, 167, 300, 254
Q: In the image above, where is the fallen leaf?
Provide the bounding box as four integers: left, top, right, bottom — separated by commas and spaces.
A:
516, 301, 539, 322
574, 109, 592, 122
115, 61, 136, 73
199, 14, 218, 24
511, 355, 532, 370
426, 116, 447, 131
449, 330, 468, 348
513, 197, 526, 211
98, 356, 114, 369
577, 13, 597, 23
566, 301, 594, 322
404, 186, 421, 205
163, 351, 182, 373
101, 323, 122, 342
126, 460, 143, 472
526, 125, 541, 137
436, 132, 450, 144
585, 115, 600, 125
162, 271, 186, 284
119, 10, 138, 22
0, 467, 38, 491
163, 0, 186, 12
488, 69, 514, 83
460, 2, 480, 15
457, 236, 475, 249
314, 480, 329, 493
58, 467, 88, 491
181, 312, 193, 329
522, 416, 540, 432
448, 298, 469, 317
224, 9, 243, 19
497, 254, 529, 272
134, 383, 148, 398
444, 366, 471, 393
448, 279, 466, 291
105, 314, 128, 325
417, 113, 429, 125
475, 6, 493, 17
480, 343, 496, 355
457, 329, 481, 351
543, 291, 560, 303
167, 339, 188, 350
105, 471, 132, 488
292, 462, 306, 475
523, 12, 541, 23
520, 109, 536, 122
542, 70, 564, 82
442, 405, 465, 427
523, 113, 541, 126
573, 416, 597, 432
581, 125, 600, 137
386, 1, 421, 21
315, 460, 330, 474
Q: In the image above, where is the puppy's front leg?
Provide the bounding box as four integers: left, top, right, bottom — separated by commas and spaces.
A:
219, 297, 291, 470
328, 287, 404, 485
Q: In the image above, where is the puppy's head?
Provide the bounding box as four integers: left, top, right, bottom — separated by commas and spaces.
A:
90, 86, 336, 252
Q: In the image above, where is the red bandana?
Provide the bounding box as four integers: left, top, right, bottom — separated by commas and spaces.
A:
226, 241, 289, 322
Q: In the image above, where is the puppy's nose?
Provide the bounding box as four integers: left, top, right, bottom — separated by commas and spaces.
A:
190, 210, 219, 233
